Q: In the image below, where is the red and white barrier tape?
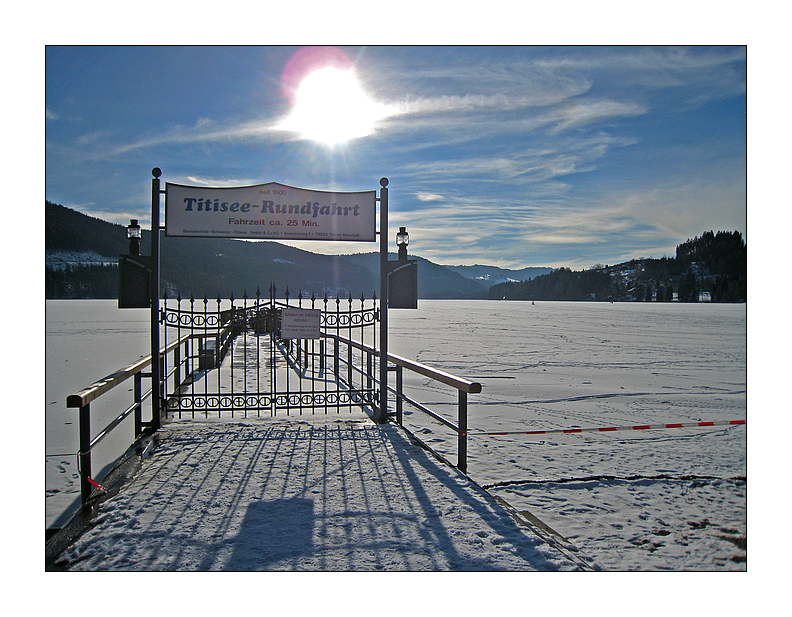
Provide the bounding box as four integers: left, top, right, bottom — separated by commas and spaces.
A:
472, 419, 745, 437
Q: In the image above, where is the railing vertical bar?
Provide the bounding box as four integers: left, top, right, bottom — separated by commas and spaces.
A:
173, 333, 181, 399
79, 403, 92, 504
348, 294, 353, 412
396, 364, 404, 426
286, 289, 291, 415
347, 338, 353, 401
183, 296, 189, 418
242, 291, 248, 418
334, 337, 340, 391
270, 286, 276, 417
161, 293, 169, 418
158, 351, 165, 424
458, 390, 468, 474
256, 288, 261, 417
367, 352, 373, 397
172, 297, 177, 419
134, 372, 143, 435
183, 337, 190, 419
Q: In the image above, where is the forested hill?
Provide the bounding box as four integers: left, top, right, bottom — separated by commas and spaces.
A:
45, 201, 487, 299
488, 231, 746, 303
45, 202, 746, 302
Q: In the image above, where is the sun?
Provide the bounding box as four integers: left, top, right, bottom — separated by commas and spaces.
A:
277, 65, 396, 147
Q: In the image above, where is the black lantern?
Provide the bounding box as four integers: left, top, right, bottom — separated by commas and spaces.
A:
396, 226, 409, 261
127, 219, 142, 256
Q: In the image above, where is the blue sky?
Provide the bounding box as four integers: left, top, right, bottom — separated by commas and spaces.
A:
45, 45, 746, 269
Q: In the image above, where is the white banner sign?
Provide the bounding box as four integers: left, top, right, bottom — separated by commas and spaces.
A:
281, 308, 321, 339
165, 182, 376, 241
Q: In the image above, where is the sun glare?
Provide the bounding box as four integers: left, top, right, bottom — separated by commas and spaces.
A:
277, 66, 395, 146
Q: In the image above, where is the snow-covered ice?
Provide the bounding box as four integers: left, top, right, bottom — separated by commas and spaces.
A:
388, 301, 747, 570
46, 299, 748, 572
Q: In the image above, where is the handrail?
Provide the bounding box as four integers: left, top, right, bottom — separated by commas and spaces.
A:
389, 351, 482, 394
320, 331, 482, 394
66, 332, 201, 505
67, 334, 192, 408
322, 331, 480, 473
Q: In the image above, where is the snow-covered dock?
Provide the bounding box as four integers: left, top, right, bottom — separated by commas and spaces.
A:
52, 416, 591, 571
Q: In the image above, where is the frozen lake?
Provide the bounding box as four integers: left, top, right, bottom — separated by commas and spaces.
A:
45, 299, 746, 569
46, 301, 152, 529
389, 300, 746, 570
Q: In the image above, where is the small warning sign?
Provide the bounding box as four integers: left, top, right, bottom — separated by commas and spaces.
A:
281, 308, 321, 339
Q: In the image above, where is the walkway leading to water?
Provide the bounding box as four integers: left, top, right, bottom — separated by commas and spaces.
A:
55, 418, 586, 571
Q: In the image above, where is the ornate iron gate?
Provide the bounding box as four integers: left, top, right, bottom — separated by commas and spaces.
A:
161, 286, 381, 419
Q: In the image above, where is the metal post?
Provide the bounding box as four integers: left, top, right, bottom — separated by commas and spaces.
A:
458, 391, 468, 474
396, 364, 403, 426
151, 168, 162, 430
78, 403, 92, 504
367, 352, 373, 394
347, 338, 353, 386
133, 372, 142, 436
174, 340, 181, 393
376, 177, 389, 423
334, 337, 340, 380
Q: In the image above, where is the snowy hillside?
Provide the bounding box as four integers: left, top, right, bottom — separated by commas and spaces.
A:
46, 250, 118, 270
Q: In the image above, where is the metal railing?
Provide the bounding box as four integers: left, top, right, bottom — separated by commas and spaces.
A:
321, 331, 482, 473
66, 333, 191, 504
162, 291, 380, 418
66, 294, 482, 506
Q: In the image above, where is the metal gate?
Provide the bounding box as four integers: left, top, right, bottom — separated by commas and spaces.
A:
161, 285, 381, 419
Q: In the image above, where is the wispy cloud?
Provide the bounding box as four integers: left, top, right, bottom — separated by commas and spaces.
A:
108, 117, 284, 156
415, 192, 445, 202
396, 131, 637, 189
534, 46, 746, 86
184, 175, 262, 187
548, 99, 647, 132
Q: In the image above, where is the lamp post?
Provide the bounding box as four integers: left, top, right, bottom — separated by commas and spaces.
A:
127, 219, 141, 256
118, 220, 151, 309
388, 225, 418, 310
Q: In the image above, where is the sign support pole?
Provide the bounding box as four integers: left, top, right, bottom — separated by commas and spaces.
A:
150, 167, 162, 430
376, 177, 389, 424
